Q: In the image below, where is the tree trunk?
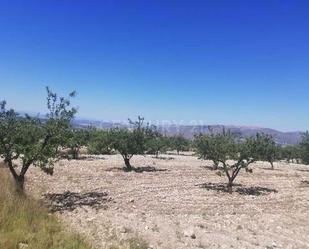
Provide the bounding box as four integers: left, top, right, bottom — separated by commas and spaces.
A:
71, 148, 79, 159
213, 161, 218, 170
15, 176, 25, 193
74, 149, 79, 159
13, 175, 25, 193
227, 181, 233, 194
124, 158, 132, 170
6, 160, 24, 192
270, 161, 274, 170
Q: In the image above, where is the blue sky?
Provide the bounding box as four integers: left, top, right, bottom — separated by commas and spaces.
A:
0, 0, 308, 131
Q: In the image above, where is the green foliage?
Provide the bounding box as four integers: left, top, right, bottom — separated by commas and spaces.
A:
0, 87, 76, 190
193, 131, 236, 169
64, 128, 90, 159
146, 128, 169, 157
88, 129, 114, 155
194, 131, 268, 193
169, 135, 190, 154
194, 131, 237, 161
280, 144, 302, 163
110, 116, 155, 169
250, 133, 279, 169
299, 131, 309, 165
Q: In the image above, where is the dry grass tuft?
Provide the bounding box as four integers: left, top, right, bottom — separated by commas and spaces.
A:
0, 164, 92, 249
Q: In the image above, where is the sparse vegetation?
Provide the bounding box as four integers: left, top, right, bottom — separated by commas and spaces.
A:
0, 166, 91, 249
0, 88, 308, 249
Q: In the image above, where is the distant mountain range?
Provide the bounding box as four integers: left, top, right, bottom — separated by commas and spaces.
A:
72, 119, 303, 145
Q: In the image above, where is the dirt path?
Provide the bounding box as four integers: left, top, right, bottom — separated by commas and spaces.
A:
26, 154, 309, 249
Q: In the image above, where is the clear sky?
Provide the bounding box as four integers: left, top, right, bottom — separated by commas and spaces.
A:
0, 0, 308, 131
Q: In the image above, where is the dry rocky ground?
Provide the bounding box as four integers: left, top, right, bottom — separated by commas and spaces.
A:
25, 153, 309, 249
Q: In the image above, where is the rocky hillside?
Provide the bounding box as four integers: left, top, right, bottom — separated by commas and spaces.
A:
73, 119, 303, 145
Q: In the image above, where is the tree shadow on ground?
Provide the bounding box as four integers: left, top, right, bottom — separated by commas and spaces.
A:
300, 180, 309, 187
261, 167, 282, 171
297, 169, 309, 173
106, 166, 168, 173
201, 165, 217, 171
166, 152, 192, 156
126, 166, 168, 173
71, 155, 106, 161
43, 191, 111, 212
151, 156, 174, 160
199, 182, 278, 196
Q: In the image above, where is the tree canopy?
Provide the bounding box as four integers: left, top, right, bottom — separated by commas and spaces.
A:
0, 87, 76, 190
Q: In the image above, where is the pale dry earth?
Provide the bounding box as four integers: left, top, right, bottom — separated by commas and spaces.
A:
25, 154, 309, 249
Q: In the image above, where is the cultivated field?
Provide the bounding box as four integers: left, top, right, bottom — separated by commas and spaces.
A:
26, 154, 309, 249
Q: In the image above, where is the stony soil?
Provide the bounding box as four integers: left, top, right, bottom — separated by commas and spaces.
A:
26, 154, 309, 249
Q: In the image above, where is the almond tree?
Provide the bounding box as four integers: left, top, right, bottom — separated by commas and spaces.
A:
88, 129, 114, 155
110, 116, 154, 170
169, 135, 190, 155
146, 128, 168, 158
193, 133, 221, 170
64, 128, 90, 159
0, 87, 76, 191
280, 145, 301, 164
194, 131, 263, 193
254, 133, 279, 169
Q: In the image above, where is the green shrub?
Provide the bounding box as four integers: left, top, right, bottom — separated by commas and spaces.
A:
88, 129, 114, 155
168, 135, 190, 154
299, 131, 309, 164
64, 128, 90, 159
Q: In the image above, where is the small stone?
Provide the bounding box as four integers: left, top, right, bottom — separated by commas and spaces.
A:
86, 217, 95, 223
119, 227, 127, 233
184, 228, 196, 239
130, 198, 135, 203
18, 243, 29, 249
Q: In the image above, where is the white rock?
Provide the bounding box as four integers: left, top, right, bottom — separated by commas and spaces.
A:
184, 228, 196, 239
18, 243, 29, 249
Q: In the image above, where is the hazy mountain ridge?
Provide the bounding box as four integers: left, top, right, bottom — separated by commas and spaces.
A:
72, 119, 303, 145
